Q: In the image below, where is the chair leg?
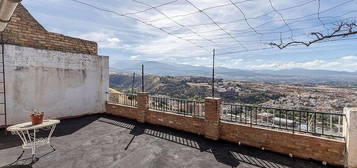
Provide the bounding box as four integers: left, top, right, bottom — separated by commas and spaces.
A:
50, 144, 56, 151
15, 150, 25, 162
31, 154, 35, 163
31, 154, 39, 164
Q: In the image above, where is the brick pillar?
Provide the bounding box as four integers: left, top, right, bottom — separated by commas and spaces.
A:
344, 107, 357, 168
204, 97, 221, 140
137, 92, 149, 123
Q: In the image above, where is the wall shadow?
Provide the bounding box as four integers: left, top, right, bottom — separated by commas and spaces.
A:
0, 114, 339, 168
99, 114, 337, 168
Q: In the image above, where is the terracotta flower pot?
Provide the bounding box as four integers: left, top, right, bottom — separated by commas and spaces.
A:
31, 112, 44, 125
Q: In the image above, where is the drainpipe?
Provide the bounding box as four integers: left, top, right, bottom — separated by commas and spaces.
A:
1, 33, 6, 127
0, 0, 20, 127
0, 0, 22, 31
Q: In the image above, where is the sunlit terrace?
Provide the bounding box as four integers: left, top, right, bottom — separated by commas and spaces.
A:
0, 114, 337, 168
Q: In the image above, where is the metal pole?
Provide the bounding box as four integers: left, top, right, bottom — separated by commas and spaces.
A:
1, 33, 6, 127
212, 49, 215, 98
131, 72, 135, 94
141, 64, 144, 92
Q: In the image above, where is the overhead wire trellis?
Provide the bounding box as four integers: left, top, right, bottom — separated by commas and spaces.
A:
70, 0, 357, 55
183, 0, 248, 50
132, 0, 217, 45
70, 0, 211, 52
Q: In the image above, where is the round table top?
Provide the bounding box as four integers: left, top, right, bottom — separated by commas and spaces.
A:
7, 119, 60, 132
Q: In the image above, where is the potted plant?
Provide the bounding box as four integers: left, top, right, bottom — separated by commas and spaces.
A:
30, 109, 44, 125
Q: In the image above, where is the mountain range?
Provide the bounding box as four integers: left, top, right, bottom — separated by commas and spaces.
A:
110, 60, 357, 84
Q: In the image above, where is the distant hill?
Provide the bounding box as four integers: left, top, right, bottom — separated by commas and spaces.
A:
110, 60, 357, 84
110, 60, 214, 76
109, 72, 283, 103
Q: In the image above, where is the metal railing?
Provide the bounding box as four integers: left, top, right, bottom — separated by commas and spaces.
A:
108, 93, 137, 107
221, 103, 345, 138
149, 96, 205, 117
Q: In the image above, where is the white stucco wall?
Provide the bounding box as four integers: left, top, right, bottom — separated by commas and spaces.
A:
344, 107, 357, 168
1, 45, 109, 125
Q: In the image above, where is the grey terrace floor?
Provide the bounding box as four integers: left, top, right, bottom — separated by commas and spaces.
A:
0, 114, 338, 168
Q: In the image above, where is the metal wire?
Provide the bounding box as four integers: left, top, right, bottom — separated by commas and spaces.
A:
184, 0, 247, 50
133, 0, 216, 45
216, 36, 357, 55
71, 0, 357, 54
228, 0, 261, 35
268, 0, 294, 40
70, 0, 211, 52
146, 0, 255, 23
122, 0, 178, 16
160, 0, 317, 29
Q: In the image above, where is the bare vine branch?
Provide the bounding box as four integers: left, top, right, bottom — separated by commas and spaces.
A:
269, 21, 357, 49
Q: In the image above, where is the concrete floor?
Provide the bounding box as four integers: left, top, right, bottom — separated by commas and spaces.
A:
0, 114, 338, 168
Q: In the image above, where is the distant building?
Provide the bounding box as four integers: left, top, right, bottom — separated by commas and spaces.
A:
217, 87, 227, 93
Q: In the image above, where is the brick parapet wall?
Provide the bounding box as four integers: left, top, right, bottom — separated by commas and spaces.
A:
106, 104, 137, 120
220, 121, 345, 166
106, 102, 346, 167
147, 109, 205, 135
2, 4, 97, 55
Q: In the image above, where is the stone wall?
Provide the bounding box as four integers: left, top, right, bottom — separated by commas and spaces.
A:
106, 96, 346, 167
1, 4, 97, 55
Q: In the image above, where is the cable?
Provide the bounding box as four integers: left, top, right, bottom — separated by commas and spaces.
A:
229, 0, 261, 35
184, 0, 247, 50
70, 0, 211, 52
70, 0, 356, 55
161, 0, 317, 29
201, 16, 356, 42
163, 0, 353, 32
146, 0, 255, 23
268, 0, 294, 40
122, 0, 178, 16
317, 0, 328, 31
195, 10, 357, 41
132, 0, 216, 45
216, 36, 357, 56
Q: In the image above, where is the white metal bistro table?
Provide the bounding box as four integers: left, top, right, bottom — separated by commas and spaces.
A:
7, 119, 60, 162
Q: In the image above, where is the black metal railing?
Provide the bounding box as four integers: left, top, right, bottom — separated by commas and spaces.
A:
108, 93, 137, 107
149, 96, 205, 117
221, 103, 345, 138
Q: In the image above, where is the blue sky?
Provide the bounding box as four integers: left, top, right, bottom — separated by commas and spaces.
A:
21, 0, 357, 71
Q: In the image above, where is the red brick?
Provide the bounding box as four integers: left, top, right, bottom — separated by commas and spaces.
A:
106, 97, 346, 167
2, 4, 97, 55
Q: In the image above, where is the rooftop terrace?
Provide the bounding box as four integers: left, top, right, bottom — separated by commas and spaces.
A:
0, 114, 336, 168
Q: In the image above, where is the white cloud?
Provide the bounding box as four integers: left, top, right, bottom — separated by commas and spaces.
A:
246, 58, 357, 72
341, 56, 357, 60
249, 60, 326, 70
132, 35, 209, 58
219, 59, 244, 68
76, 30, 127, 49
129, 55, 140, 60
